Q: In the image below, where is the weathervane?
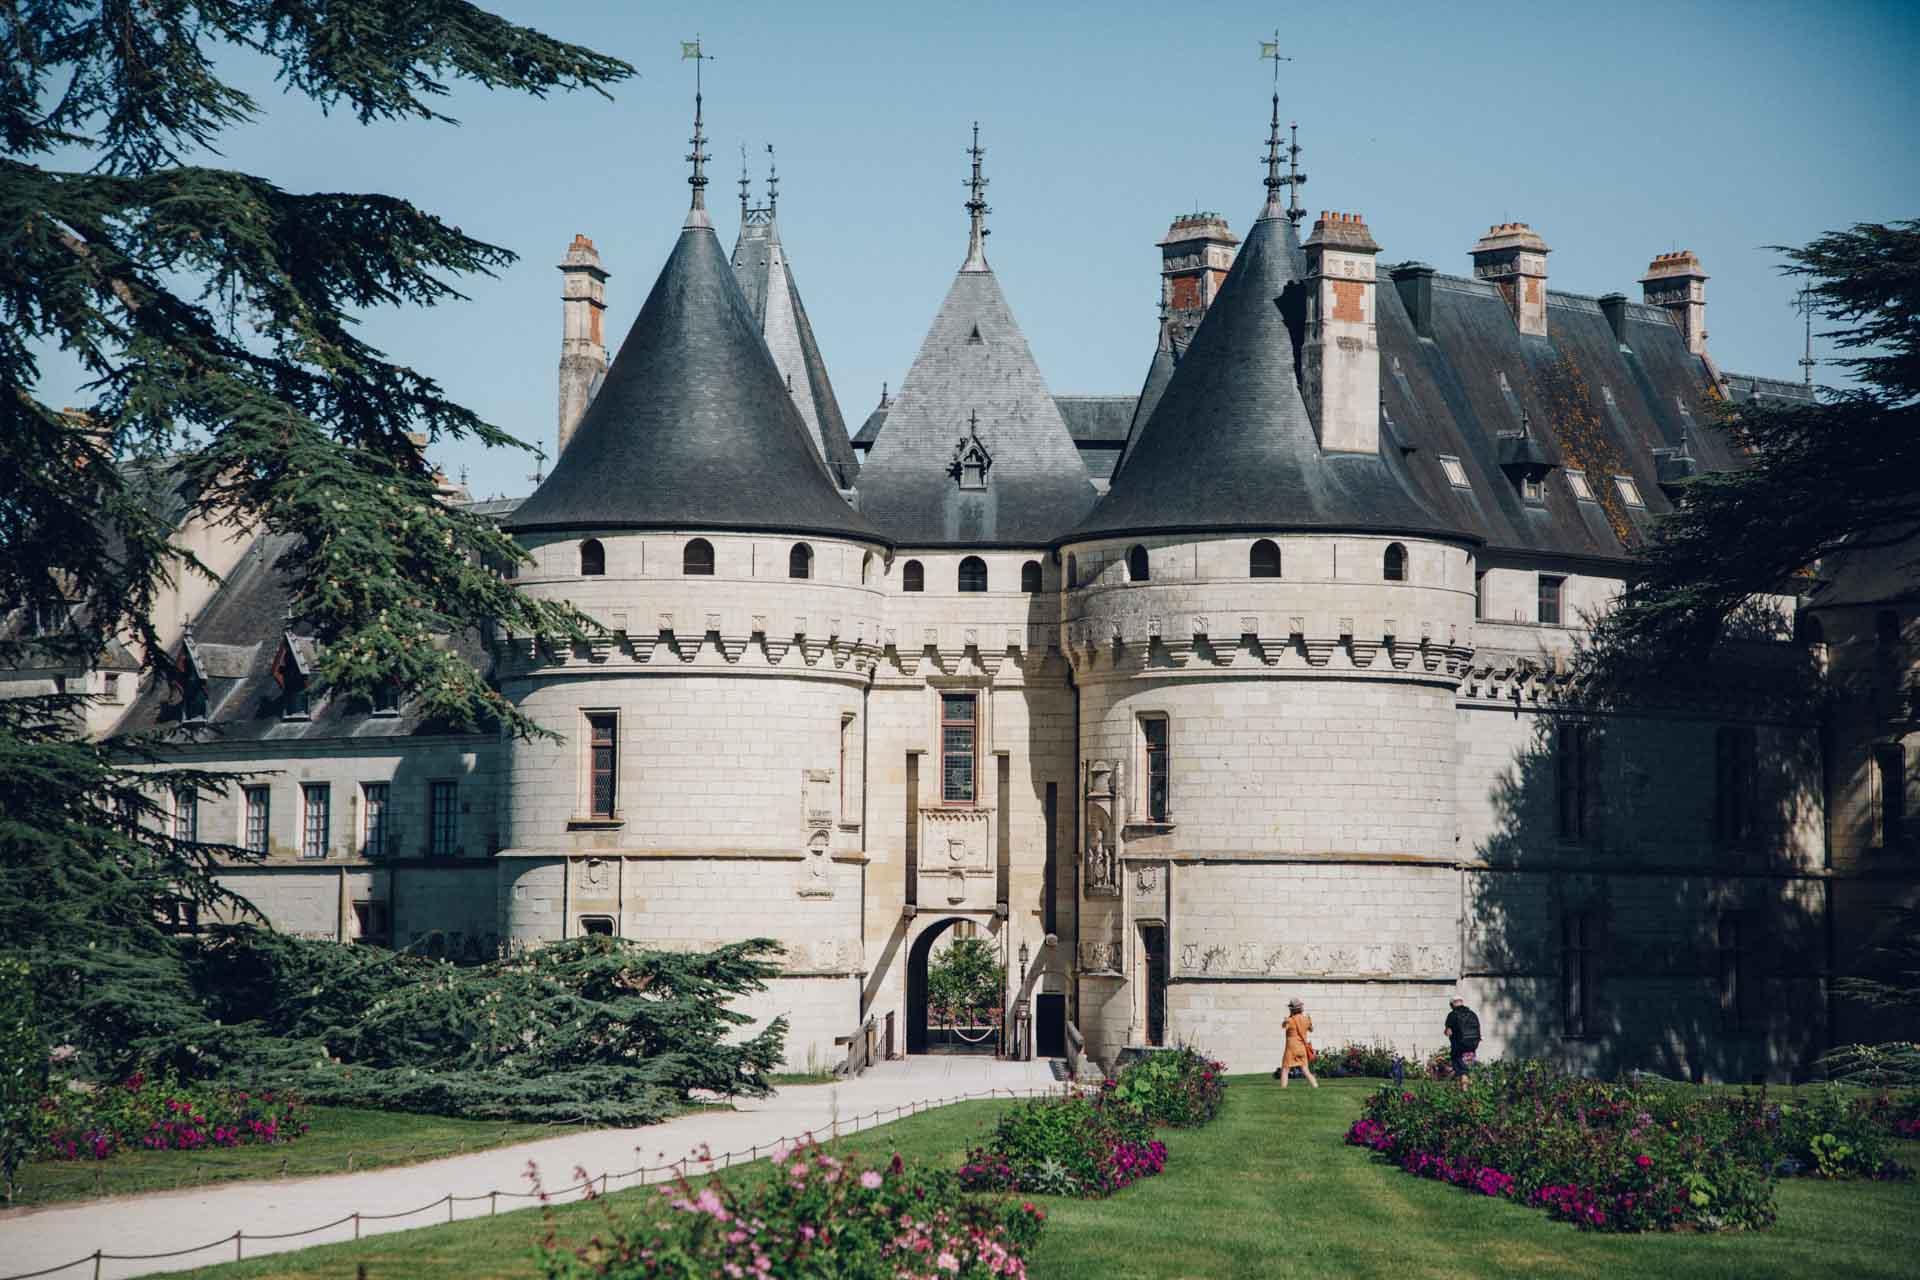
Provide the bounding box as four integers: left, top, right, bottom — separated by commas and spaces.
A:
962, 121, 991, 270
681, 36, 714, 217
1258, 32, 1304, 220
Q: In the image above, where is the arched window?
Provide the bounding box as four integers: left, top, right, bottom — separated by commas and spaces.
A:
902, 559, 924, 592
958, 556, 988, 593
1066, 555, 1078, 588
1249, 539, 1281, 578
683, 538, 715, 576
1127, 545, 1150, 583
1021, 560, 1043, 593
1383, 542, 1408, 582
788, 542, 813, 580
578, 538, 605, 576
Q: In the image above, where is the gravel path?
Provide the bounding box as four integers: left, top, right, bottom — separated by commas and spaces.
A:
0, 1056, 1060, 1279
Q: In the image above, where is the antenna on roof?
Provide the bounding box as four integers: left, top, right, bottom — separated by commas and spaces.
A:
962, 121, 991, 271
1795, 285, 1817, 387
680, 36, 714, 227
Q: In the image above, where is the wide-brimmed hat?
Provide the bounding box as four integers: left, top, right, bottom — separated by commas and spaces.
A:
1288, 998, 1304, 1011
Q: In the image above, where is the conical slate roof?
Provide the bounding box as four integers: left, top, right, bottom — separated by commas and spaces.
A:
732, 212, 861, 488
1070, 210, 1459, 543
507, 221, 881, 543
856, 262, 1097, 546
1113, 322, 1179, 480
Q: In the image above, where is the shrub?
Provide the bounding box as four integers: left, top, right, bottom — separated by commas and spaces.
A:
1108, 1047, 1227, 1127
958, 1091, 1166, 1199
34, 1070, 305, 1161
1315, 1041, 1431, 1080
1347, 1062, 1913, 1233
0, 959, 46, 1197
538, 1140, 1045, 1278
1856, 1090, 1920, 1140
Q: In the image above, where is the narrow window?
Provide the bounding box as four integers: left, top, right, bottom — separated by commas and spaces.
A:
430, 780, 458, 856
301, 783, 330, 859
1127, 545, 1150, 583
1556, 723, 1593, 843
1021, 560, 1043, 593
1713, 726, 1757, 847
579, 915, 615, 937
1141, 715, 1170, 822
359, 782, 388, 858
182, 672, 207, 723
103, 673, 120, 702
839, 713, 855, 819
579, 538, 605, 576
1249, 539, 1281, 579
1875, 746, 1907, 847
1066, 554, 1078, 589
1474, 570, 1488, 620
587, 712, 618, 819
172, 787, 199, 845
1718, 914, 1752, 1031
243, 785, 270, 855
1562, 911, 1594, 1037
282, 664, 309, 718
902, 559, 924, 592
1537, 574, 1565, 626
682, 538, 715, 576
1383, 542, 1408, 582
958, 556, 988, 593
941, 694, 977, 804
789, 542, 813, 579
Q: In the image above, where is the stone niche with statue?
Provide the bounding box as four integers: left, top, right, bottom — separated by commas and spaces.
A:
917, 806, 998, 911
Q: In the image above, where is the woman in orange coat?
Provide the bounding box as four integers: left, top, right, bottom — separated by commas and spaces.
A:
1277, 998, 1319, 1089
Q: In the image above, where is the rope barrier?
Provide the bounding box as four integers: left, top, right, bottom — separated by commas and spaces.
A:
3, 1082, 1064, 1280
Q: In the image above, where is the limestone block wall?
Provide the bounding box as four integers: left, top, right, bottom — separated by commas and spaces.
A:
390, 864, 499, 953
1169, 981, 1451, 1069
214, 865, 376, 940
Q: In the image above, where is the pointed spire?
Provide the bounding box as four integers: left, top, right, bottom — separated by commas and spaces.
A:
683, 37, 712, 229
1286, 120, 1306, 224
1261, 92, 1287, 222
766, 143, 779, 216
738, 141, 751, 220
962, 121, 991, 273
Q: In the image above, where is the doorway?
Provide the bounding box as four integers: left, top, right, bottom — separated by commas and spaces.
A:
905, 916, 1000, 1055
1140, 924, 1168, 1047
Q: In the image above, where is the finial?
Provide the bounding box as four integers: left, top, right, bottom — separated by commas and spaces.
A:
1285, 121, 1307, 224
766, 143, 779, 216
1258, 33, 1299, 222
681, 37, 714, 228
880, 380, 890, 408
528, 444, 546, 488
738, 141, 751, 219
962, 121, 991, 272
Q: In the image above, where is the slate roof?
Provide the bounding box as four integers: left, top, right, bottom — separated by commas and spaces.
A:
505, 219, 882, 544
1073, 210, 1462, 543
732, 212, 861, 487
120, 533, 485, 743
852, 393, 889, 449
854, 258, 1098, 546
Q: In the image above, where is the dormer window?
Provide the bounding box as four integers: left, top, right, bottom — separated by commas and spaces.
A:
1438, 455, 1470, 488
283, 666, 309, 718
1615, 475, 1645, 508
1566, 469, 1594, 501
950, 412, 992, 492
182, 673, 208, 724
1522, 475, 1546, 505
371, 682, 400, 716
273, 634, 313, 720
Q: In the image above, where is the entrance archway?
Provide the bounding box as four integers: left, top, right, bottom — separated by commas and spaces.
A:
905, 916, 999, 1055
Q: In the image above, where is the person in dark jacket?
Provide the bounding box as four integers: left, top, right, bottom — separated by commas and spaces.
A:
1443, 996, 1481, 1090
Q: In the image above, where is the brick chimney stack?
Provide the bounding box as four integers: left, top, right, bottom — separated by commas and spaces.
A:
557, 234, 609, 456
1157, 213, 1239, 348
1470, 222, 1551, 337
1639, 250, 1709, 356
1303, 211, 1382, 455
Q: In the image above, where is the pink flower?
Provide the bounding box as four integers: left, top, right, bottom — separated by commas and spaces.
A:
937, 1251, 961, 1273
1635, 1154, 1652, 1169
861, 1170, 884, 1189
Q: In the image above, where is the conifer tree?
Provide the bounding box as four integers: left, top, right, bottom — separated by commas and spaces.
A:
1, 5, 632, 1072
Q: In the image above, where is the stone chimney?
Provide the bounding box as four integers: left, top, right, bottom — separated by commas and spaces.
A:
557, 234, 609, 456
1158, 213, 1239, 348
1302, 211, 1382, 455
1639, 250, 1709, 356
1470, 222, 1551, 337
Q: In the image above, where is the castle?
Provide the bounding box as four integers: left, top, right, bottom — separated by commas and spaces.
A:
19, 93, 1915, 1080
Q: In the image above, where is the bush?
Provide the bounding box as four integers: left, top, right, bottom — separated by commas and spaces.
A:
1856, 1090, 1920, 1140
1315, 1042, 1431, 1080
1346, 1062, 1913, 1233
538, 1140, 1045, 1279
0, 958, 45, 1197
958, 1090, 1166, 1199
34, 1070, 305, 1161
1108, 1047, 1227, 1127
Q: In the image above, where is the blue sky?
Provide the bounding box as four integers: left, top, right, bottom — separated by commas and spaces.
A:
34, 0, 1920, 499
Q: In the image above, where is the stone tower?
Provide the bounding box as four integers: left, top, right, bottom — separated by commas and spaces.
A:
1640, 250, 1710, 356
1470, 222, 1551, 338
1157, 213, 1239, 352
556, 234, 609, 456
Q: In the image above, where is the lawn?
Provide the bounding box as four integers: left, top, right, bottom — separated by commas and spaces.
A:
11, 1107, 585, 1208
176, 1077, 1920, 1279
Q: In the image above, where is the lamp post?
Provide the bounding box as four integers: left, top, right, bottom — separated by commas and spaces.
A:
1015, 940, 1032, 1061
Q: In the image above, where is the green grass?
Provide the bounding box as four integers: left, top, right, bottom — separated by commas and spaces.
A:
765, 1070, 839, 1086
173, 1078, 1920, 1279
11, 1107, 585, 1208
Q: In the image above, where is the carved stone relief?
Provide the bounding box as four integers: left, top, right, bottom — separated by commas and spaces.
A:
797, 830, 833, 899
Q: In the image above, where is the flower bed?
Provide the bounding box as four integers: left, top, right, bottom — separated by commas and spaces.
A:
36, 1071, 305, 1161
1315, 1041, 1435, 1080
1107, 1047, 1227, 1127
538, 1140, 1045, 1278
958, 1090, 1167, 1198
1346, 1062, 1911, 1233
1857, 1090, 1920, 1140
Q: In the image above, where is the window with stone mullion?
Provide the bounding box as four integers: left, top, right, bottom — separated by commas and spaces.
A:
588, 713, 618, 818
941, 694, 976, 804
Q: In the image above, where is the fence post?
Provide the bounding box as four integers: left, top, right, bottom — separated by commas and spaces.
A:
347, 1152, 356, 1172
353, 1211, 362, 1240
235, 1231, 243, 1261
490, 1191, 498, 1217
448, 1194, 455, 1223
93, 1250, 102, 1280
600, 1172, 609, 1196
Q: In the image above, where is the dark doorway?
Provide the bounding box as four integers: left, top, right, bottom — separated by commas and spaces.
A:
1036, 993, 1066, 1058
905, 916, 997, 1055
1141, 924, 1168, 1047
